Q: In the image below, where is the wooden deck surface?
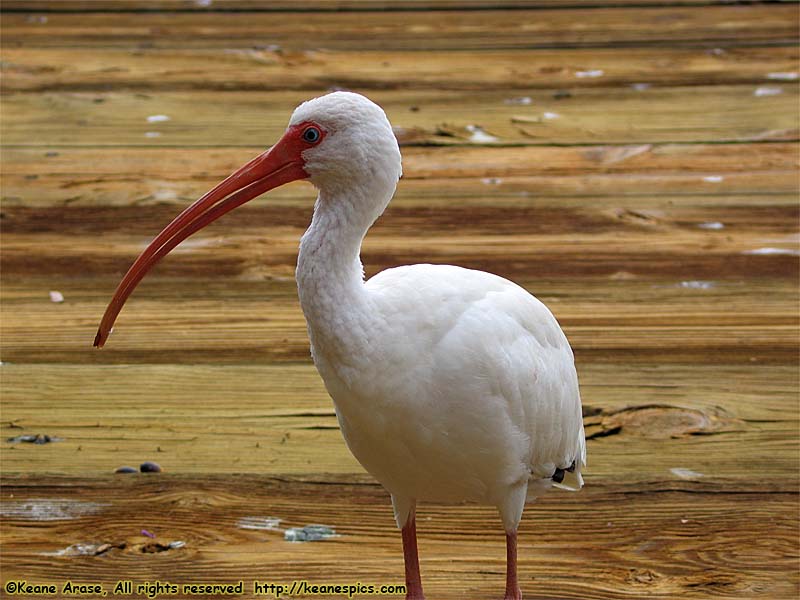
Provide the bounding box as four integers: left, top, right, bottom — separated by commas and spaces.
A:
1, 1, 798, 599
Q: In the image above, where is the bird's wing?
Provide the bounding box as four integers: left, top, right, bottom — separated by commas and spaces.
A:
366, 264, 586, 487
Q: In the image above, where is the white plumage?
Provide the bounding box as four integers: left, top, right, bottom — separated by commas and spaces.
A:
293, 93, 586, 599
95, 91, 586, 600
305, 262, 585, 532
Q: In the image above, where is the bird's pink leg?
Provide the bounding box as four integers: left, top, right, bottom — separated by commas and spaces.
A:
401, 511, 425, 600
504, 530, 522, 600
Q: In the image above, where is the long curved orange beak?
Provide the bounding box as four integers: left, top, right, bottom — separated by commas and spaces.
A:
94, 129, 309, 348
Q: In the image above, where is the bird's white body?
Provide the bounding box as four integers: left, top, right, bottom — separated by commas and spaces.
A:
292, 92, 586, 534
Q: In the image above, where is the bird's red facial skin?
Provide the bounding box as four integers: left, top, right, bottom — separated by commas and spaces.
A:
93, 121, 325, 348
287, 121, 327, 171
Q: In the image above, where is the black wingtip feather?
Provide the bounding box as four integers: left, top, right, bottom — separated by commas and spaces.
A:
552, 460, 577, 483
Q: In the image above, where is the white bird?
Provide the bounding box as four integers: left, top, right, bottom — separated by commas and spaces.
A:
95, 92, 586, 600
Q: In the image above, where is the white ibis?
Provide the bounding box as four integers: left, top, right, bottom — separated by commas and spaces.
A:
95, 92, 586, 600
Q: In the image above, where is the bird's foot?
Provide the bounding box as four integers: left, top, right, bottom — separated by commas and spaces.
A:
403, 579, 425, 600
503, 585, 522, 600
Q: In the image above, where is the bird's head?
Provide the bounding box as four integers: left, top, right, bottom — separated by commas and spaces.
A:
93, 91, 401, 348
290, 91, 402, 196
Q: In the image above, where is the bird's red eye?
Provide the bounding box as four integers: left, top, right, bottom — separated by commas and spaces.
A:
302, 126, 322, 144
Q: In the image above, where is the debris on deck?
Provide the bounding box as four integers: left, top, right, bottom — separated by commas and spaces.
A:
284, 524, 339, 542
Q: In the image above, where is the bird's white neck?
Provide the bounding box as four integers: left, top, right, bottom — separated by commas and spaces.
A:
296, 187, 385, 368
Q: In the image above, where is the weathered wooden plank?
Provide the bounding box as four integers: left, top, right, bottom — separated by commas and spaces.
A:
3, 46, 798, 92
3, 191, 798, 248
6, 0, 795, 11
4, 141, 798, 179
3, 191, 798, 234
2, 361, 798, 480
1, 476, 797, 599
4, 169, 798, 209
1, 273, 797, 365
2, 176, 798, 265
2, 143, 798, 207
2, 87, 797, 147
2, 5, 797, 50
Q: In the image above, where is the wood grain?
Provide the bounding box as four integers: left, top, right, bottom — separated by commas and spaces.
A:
5, 0, 797, 10
1, 476, 797, 600
2, 361, 798, 478
2, 86, 798, 147
4, 46, 799, 92
3, 143, 798, 206
1, 1, 798, 599
2, 5, 797, 50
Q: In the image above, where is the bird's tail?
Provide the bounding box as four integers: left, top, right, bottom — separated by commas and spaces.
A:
552, 428, 586, 492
